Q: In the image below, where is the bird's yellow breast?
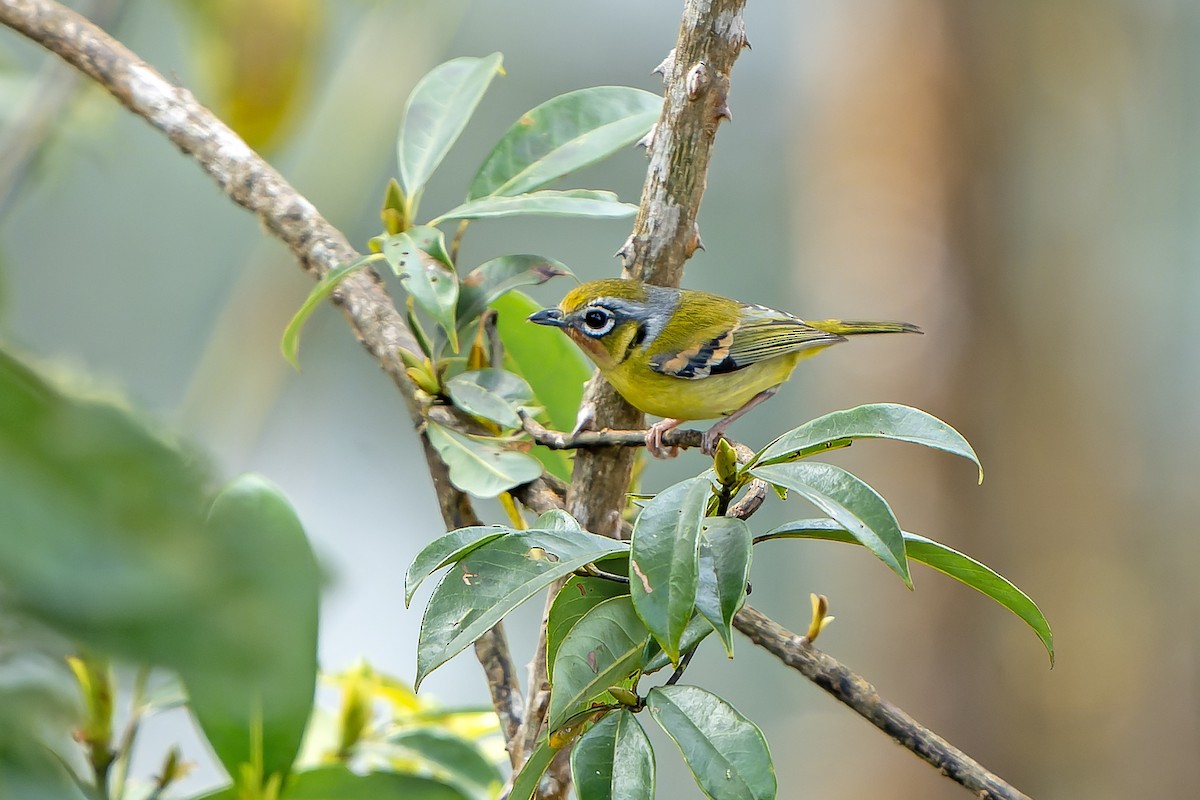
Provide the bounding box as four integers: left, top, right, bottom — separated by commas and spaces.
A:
602, 350, 805, 421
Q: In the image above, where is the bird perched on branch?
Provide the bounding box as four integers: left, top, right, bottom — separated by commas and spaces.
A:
529, 278, 921, 458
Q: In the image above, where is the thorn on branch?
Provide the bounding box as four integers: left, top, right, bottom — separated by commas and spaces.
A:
653, 48, 677, 82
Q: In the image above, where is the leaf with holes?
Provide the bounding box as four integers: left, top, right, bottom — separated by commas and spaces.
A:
415, 529, 627, 688
404, 525, 512, 606
457, 255, 573, 328
382, 229, 459, 351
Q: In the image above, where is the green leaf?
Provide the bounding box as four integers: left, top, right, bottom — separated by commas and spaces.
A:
629, 477, 711, 664
756, 403, 983, 482
387, 729, 502, 797
546, 576, 630, 681
507, 735, 557, 800
750, 461, 912, 587
397, 53, 504, 216
457, 255, 573, 326
759, 519, 1055, 665
185, 475, 319, 791
491, 290, 590, 481
444, 373, 522, 428
287, 765, 469, 800
432, 189, 636, 224
382, 229, 460, 351
281, 255, 379, 369
469, 86, 660, 199
548, 596, 648, 730
642, 613, 714, 674
416, 529, 628, 688
694, 518, 752, 658
646, 686, 775, 800
572, 709, 655, 800
535, 508, 584, 531
404, 525, 511, 606
425, 422, 543, 499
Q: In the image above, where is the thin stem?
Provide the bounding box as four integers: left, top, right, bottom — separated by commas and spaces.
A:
663, 646, 698, 687
108, 664, 149, 800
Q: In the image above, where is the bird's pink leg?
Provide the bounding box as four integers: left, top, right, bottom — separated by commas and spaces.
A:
701, 387, 778, 455
645, 418, 684, 459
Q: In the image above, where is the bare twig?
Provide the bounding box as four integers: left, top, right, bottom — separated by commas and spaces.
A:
0, 0, 527, 760
732, 605, 1031, 800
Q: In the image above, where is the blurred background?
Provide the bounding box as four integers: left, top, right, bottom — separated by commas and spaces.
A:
2, 0, 1196, 797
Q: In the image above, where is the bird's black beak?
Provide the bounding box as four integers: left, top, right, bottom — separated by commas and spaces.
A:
528, 308, 567, 328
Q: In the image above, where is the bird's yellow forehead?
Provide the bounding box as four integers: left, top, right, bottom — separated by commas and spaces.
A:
559, 279, 647, 313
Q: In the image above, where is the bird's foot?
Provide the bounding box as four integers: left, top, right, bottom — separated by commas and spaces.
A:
645, 418, 683, 459
700, 425, 728, 456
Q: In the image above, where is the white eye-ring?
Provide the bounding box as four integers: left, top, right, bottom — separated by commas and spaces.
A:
579, 306, 616, 336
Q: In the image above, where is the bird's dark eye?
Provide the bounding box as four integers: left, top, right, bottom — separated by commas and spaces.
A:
583, 309, 612, 331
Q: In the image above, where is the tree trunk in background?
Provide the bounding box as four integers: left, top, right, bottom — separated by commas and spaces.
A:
792, 0, 1200, 798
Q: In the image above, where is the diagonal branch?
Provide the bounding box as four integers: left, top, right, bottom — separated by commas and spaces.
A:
0, 0, 526, 759
732, 605, 1031, 800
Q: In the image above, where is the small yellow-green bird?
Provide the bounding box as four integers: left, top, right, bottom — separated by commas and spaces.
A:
529, 279, 921, 458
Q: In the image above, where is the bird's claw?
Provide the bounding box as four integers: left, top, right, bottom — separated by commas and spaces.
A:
645, 419, 682, 459
700, 427, 726, 456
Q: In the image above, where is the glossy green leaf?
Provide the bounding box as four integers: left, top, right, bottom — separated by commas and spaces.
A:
444, 372, 522, 428
647, 686, 775, 800
535, 508, 584, 531
750, 461, 912, 587
642, 613, 715, 674
387, 729, 501, 797
458, 368, 534, 405
491, 290, 590, 481
547, 576, 630, 680
694, 518, 752, 658
759, 519, 1055, 665
185, 475, 319, 791
629, 478, 711, 664
469, 86, 660, 199
281, 255, 380, 369
287, 765, 469, 800
507, 735, 557, 800
572, 709, 655, 800
432, 190, 636, 224
756, 403, 983, 482
416, 529, 628, 688
548, 596, 648, 730
425, 422, 543, 499
397, 54, 504, 215
404, 525, 511, 606
382, 229, 459, 351
457, 255, 573, 327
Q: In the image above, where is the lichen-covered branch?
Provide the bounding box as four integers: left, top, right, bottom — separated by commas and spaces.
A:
0, 0, 526, 756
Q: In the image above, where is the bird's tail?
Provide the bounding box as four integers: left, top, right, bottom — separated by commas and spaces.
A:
808, 319, 923, 336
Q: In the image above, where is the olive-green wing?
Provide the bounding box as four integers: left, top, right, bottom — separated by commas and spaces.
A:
649, 304, 844, 380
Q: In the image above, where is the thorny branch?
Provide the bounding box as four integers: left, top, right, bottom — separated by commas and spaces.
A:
0, 2, 1032, 798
